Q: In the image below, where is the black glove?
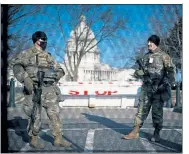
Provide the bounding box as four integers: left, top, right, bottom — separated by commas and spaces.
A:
158, 78, 170, 92
158, 84, 166, 92
143, 75, 152, 84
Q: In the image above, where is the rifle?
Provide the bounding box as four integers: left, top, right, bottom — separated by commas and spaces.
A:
137, 58, 171, 101
28, 71, 45, 134
136, 59, 158, 93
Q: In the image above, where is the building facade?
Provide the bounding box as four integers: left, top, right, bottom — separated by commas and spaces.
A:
61, 15, 135, 82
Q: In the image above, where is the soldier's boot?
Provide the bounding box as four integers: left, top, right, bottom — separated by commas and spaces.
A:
151, 129, 160, 142
54, 133, 72, 148
30, 135, 45, 149
122, 125, 140, 140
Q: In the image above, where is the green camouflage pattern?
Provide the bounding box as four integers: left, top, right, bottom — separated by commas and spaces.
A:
134, 86, 164, 130
13, 47, 64, 83
141, 47, 175, 84
24, 85, 62, 137
133, 47, 175, 130
13, 47, 65, 137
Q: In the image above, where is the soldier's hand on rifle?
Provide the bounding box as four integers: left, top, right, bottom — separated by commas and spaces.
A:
158, 78, 170, 92
158, 84, 166, 92
143, 75, 152, 83
24, 77, 33, 94
134, 69, 144, 77
152, 85, 159, 93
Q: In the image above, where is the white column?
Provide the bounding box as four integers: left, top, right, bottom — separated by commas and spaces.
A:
83, 70, 85, 81
98, 71, 99, 81
100, 71, 102, 81
90, 70, 92, 81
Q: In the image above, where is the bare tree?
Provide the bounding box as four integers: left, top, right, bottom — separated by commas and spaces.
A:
160, 17, 182, 69
7, 4, 42, 55
6, 4, 43, 73
149, 5, 182, 69
41, 5, 127, 81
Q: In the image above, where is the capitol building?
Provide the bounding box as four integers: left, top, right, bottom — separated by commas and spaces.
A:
59, 15, 135, 82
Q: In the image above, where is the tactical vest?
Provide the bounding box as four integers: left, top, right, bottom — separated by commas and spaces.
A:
23, 48, 57, 83
142, 50, 166, 82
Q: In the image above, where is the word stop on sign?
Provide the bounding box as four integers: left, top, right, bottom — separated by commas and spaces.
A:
69, 90, 118, 95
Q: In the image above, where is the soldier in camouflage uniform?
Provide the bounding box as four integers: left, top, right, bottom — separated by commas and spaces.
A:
122, 35, 175, 142
13, 31, 72, 148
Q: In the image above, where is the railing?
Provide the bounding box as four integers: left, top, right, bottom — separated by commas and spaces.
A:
8, 78, 15, 107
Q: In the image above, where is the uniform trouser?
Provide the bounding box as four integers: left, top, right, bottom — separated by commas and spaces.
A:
134, 87, 164, 130
23, 85, 62, 137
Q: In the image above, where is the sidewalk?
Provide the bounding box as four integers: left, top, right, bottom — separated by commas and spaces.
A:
7, 105, 182, 128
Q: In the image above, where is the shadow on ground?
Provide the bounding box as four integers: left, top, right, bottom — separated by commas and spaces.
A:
7, 116, 84, 152
83, 113, 182, 153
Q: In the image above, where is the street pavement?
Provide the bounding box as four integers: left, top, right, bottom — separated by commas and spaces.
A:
7, 105, 182, 153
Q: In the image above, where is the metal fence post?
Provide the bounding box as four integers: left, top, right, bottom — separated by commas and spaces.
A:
8, 78, 16, 107
165, 87, 173, 108
176, 82, 181, 107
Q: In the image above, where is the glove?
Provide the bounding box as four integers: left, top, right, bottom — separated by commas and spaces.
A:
143, 75, 152, 83
163, 78, 170, 85
157, 84, 166, 92
134, 69, 144, 77
55, 71, 64, 82
158, 79, 170, 92
24, 77, 33, 94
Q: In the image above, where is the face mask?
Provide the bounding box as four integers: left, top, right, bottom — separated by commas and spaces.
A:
37, 39, 47, 50
39, 41, 47, 50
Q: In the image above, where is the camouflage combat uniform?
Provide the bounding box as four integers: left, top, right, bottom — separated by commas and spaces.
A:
134, 47, 176, 130
13, 47, 64, 137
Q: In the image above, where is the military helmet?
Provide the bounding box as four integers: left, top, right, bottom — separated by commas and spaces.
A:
32, 31, 47, 44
